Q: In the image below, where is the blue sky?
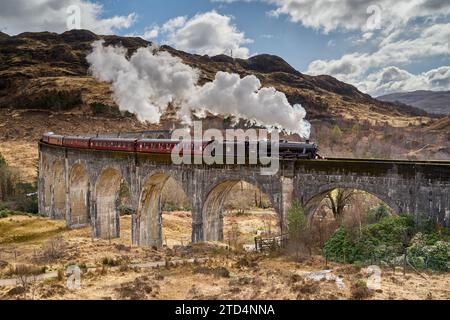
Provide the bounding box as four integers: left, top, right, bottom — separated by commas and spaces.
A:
1, 0, 449, 97
96, 0, 367, 72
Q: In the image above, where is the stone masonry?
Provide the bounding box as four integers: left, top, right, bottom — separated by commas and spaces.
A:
38, 143, 450, 248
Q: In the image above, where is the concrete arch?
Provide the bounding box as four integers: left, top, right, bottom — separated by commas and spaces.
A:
94, 167, 124, 239
69, 163, 90, 228
202, 178, 278, 242
203, 176, 278, 213
303, 182, 401, 219
136, 173, 172, 247
52, 160, 65, 220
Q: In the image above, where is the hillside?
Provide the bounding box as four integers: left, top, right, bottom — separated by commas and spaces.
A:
426, 116, 450, 132
0, 29, 429, 127
378, 90, 450, 115
0, 30, 447, 180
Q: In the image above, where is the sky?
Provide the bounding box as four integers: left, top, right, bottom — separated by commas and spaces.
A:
1, 0, 450, 97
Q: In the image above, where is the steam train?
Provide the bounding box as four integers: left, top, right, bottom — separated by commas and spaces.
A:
42, 133, 322, 160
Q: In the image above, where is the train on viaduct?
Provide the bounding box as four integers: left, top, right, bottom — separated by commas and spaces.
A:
38, 132, 450, 248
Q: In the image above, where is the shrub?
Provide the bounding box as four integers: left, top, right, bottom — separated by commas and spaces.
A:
162, 202, 191, 212
331, 125, 343, 143
366, 203, 390, 223
14, 194, 38, 214
323, 227, 362, 264
408, 233, 450, 272
90, 102, 128, 117
287, 201, 307, 259
0, 209, 33, 218
41, 236, 67, 262
102, 257, 121, 267
324, 215, 450, 271
350, 280, 374, 300
0, 155, 38, 214
16, 91, 82, 111
323, 215, 415, 264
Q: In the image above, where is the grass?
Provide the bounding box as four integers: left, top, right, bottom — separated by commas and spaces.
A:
0, 209, 34, 219
0, 216, 68, 245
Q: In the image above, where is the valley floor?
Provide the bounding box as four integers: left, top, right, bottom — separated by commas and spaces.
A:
0, 213, 449, 300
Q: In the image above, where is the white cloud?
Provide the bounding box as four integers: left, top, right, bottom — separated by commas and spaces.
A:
142, 26, 159, 40
306, 21, 450, 95
161, 16, 188, 33
156, 11, 253, 58
206, 1, 450, 96
358, 66, 450, 97
267, 0, 450, 34
0, 0, 136, 35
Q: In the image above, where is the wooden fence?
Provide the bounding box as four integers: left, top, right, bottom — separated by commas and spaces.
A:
254, 234, 289, 252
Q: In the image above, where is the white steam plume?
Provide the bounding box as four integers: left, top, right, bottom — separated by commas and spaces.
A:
87, 40, 311, 138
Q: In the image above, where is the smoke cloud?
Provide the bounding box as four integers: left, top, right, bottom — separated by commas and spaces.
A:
87, 40, 311, 138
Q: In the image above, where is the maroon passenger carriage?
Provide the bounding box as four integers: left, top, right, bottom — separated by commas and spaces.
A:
63, 136, 91, 149
48, 135, 64, 146
90, 138, 138, 152
136, 139, 178, 154
41, 132, 322, 159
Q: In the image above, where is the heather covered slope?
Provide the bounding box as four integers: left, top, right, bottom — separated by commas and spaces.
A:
0, 29, 429, 126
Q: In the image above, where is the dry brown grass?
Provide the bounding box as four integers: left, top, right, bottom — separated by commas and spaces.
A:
0, 214, 449, 300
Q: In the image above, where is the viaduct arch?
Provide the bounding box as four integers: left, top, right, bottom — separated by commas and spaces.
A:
38, 143, 450, 248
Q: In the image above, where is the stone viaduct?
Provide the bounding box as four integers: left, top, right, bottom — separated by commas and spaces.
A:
38, 142, 450, 248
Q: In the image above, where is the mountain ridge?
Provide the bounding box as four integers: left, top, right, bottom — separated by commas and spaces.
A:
0, 29, 430, 126
378, 90, 450, 115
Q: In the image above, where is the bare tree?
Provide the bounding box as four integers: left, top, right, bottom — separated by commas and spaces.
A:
324, 189, 357, 220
